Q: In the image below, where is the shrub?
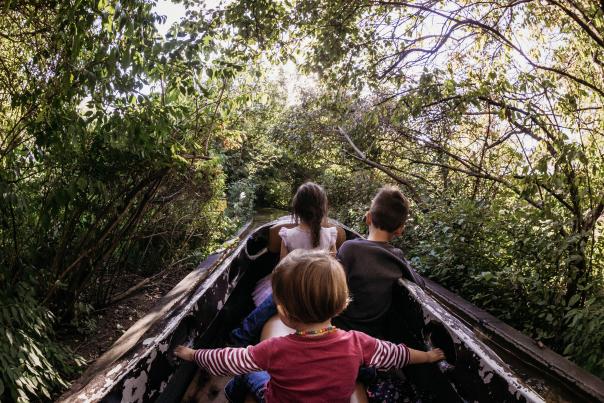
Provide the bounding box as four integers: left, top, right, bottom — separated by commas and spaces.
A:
402, 197, 604, 377
0, 280, 84, 402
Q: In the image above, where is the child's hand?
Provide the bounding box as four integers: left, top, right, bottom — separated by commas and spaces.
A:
174, 345, 196, 362
427, 348, 445, 363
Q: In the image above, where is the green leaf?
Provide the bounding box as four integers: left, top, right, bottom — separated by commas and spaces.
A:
6, 329, 14, 345
567, 294, 580, 307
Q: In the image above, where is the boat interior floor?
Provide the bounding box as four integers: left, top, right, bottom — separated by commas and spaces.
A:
179, 255, 269, 403
181, 372, 230, 403
178, 249, 271, 403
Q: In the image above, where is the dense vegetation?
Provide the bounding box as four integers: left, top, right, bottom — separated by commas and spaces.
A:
0, 0, 603, 400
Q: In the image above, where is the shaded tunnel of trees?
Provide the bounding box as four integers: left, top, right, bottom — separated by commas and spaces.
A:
0, 0, 603, 400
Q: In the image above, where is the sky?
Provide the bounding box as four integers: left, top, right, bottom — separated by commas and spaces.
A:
153, 0, 187, 37
152, 0, 311, 105
150, 1, 540, 109
154, 0, 234, 37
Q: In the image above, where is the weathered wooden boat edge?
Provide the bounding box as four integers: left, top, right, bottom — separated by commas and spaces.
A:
397, 278, 544, 402
422, 277, 604, 402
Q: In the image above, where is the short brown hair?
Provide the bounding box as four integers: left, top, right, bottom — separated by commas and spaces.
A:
369, 186, 410, 232
272, 249, 349, 324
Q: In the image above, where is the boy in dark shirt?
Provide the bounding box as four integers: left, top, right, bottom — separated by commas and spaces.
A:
334, 186, 424, 338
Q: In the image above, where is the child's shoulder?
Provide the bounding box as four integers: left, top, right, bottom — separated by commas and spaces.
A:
340, 237, 371, 248
341, 238, 401, 252
248, 333, 292, 357
339, 238, 366, 253
339, 238, 405, 263
342, 330, 379, 352
278, 225, 295, 236
323, 225, 338, 234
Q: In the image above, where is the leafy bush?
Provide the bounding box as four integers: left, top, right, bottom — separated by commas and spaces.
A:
321, 167, 382, 232
402, 197, 604, 378
0, 281, 84, 402
227, 178, 258, 222
0, 2, 250, 399
562, 296, 604, 377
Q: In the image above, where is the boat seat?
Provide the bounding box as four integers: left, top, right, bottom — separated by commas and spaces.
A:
267, 222, 347, 254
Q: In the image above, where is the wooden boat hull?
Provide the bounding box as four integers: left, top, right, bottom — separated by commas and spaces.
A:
60, 215, 604, 403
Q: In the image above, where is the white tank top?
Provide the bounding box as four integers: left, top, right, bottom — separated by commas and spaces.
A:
278, 226, 337, 252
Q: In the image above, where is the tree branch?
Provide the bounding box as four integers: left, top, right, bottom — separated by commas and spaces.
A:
337, 126, 422, 203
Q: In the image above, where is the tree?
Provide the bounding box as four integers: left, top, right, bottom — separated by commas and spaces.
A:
0, 1, 254, 399
195, 0, 604, 375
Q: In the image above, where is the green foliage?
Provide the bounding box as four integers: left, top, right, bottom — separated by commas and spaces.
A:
401, 196, 604, 377
321, 167, 382, 232
0, 282, 84, 402
0, 1, 253, 399
562, 296, 604, 376
226, 178, 257, 222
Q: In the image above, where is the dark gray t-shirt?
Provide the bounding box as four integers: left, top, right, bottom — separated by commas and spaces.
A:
335, 238, 423, 336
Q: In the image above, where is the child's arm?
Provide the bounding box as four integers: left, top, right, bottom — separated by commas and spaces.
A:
367, 339, 444, 369
408, 347, 445, 364
174, 345, 263, 376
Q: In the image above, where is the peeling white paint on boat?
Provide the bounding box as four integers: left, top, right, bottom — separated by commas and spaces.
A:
483, 371, 494, 384
107, 364, 123, 377
217, 300, 224, 310
158, 341, 169, 353
76, 388, 100, 403
403, 280, 545, 403
146, 348, 157, 370
121, 370, 148, 403
478, 360, 494, 384
76, 390, 101, 403
142, 337, 154, 346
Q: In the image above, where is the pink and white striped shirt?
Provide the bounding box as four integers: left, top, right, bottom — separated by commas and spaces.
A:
193, 329, 410, 402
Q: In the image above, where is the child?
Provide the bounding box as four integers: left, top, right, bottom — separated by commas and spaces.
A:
251, 181, 337, 306
334, 185, 423, 338
174, 250, 444, 403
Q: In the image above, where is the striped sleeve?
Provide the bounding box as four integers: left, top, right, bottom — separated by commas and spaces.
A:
368, 339, 410, 369
194, 347, 263, 376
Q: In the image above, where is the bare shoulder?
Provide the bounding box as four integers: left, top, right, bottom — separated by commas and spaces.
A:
268, 223, 295, 253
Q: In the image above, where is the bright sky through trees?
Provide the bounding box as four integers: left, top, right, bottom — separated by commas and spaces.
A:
153, 0, 312, 105
154, 0, 187, 37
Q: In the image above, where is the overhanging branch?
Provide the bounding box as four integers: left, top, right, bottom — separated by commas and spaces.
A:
337, 126, 423, 203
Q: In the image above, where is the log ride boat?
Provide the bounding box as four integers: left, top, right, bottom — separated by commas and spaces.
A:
60, 211, 604, 403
